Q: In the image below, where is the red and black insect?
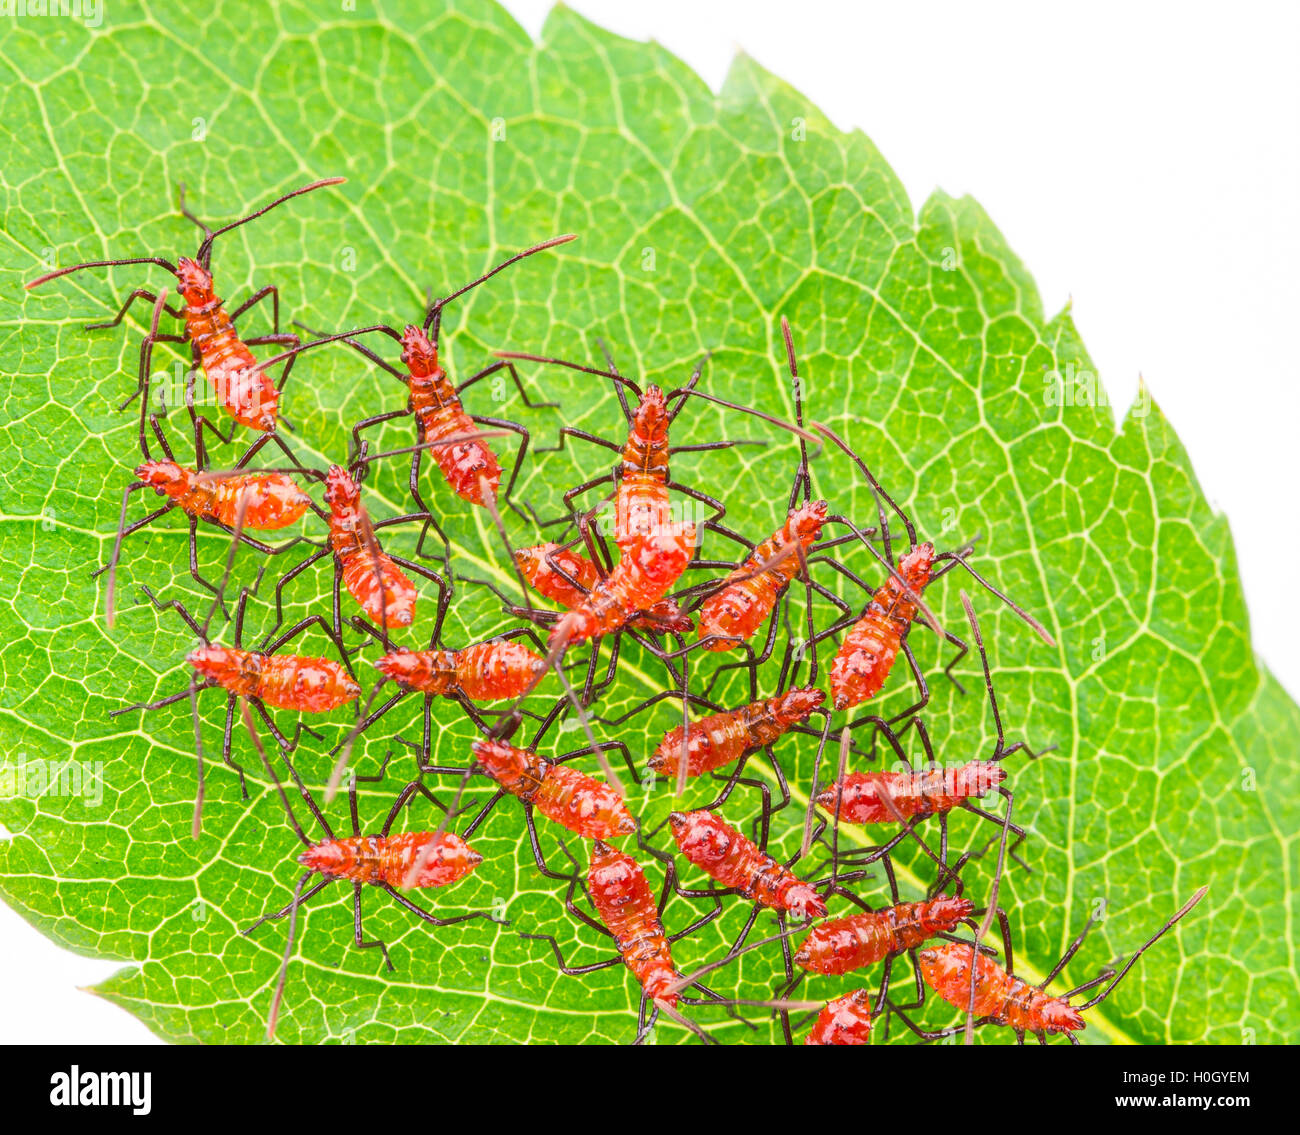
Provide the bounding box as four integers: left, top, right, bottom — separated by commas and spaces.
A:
585, 840, 680, 1005
420, 716, 638, 882
815, 762, 1006, 826
97, 412, 326, 627
242, 747, 496, 1040
375, 641, 543, 701
669, 809, 827, 920
109, 585, 360, 836
285, 236, 573, 561
269, 457, 451, 642
518, 833, 728, 1043
491, 350, 747, 562
696, 500, 829, 651
610, 383, 673, 552
463, 528, 698, 717
793, 895, 975, 976
512, 541, 693, 633
323, 463, 418, 628
26, 178, 344, 457
648, 686, 825, 779
471, 738, 635, 841
895, 887, 1209, 1045
135, 460, 312, 531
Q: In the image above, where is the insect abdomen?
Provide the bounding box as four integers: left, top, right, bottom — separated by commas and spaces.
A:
534, 764, 636, 840
422, 403, 501, 506
453, 641, 543, 700
257, 653, 362, 712
815, 762, 1005, 824
805, 989, 874, 1045
337, 545, 418, 628
668, 810, 827, 919
588, 841, 680, 1005
919, 943, 1085, 1034
794, 896, 973, 975
516, 543, 601, 606
698, 501, 827, 650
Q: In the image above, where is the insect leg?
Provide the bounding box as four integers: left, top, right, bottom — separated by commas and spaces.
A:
227, 283, 282, 333
352, 881, 394, 971
518, 932, 622, 975
457, 358, 559, 410
86, 287, 183, 331
267, 547, 330, 638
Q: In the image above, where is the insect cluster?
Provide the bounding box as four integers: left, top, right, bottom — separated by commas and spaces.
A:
30, 178, 1206, 1045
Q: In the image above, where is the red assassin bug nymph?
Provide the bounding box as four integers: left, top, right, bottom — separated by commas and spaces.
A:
284, 236, 575, 561
242, 746, 496, 1040
109, 583, 360, 837
269, 456, 454, 642
97, 406, 328, 628
897, 889, 1209, 1045
26, 177, 345, 458
518, 834, 731, 1043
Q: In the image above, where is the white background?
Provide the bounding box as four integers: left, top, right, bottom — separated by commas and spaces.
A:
3, 0, 1296, 1044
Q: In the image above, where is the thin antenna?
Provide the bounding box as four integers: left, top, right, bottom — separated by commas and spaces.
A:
26, 255, 178, 290
424, 235, 578, 333
265, 872, 311, 1041
196, 177, 347, 262
1074, 886, 1210, 1011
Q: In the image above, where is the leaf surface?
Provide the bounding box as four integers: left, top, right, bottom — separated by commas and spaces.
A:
1, 1, 1295, 1044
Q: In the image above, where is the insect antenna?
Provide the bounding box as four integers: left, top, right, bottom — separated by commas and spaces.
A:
264, 872, 311, 1042
194, 177, 346, 266
1070, 885, 1209, 1012
350, 428, 513, 465
651, 998, 719, 1046
241, 715, 332, 1041
188, 673, 205, 840
824, 507, 947, 639
663, 924, 809, 998
492, 350, 644, 398
779, 316, 814, 505
248, 323, 404, 374
798, 711, 835, 859
808, 418, 916, 554
594, 338, 636, 423
663, 386, 823, 451
936, 546, 1055, 646
423, 234, 578, 336
665, 350, 709, 424
25, 255, 178, 290
104, 479, 149, 632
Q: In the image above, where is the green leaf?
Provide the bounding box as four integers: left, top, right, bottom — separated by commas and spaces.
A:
2, 0, 1296, 1045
